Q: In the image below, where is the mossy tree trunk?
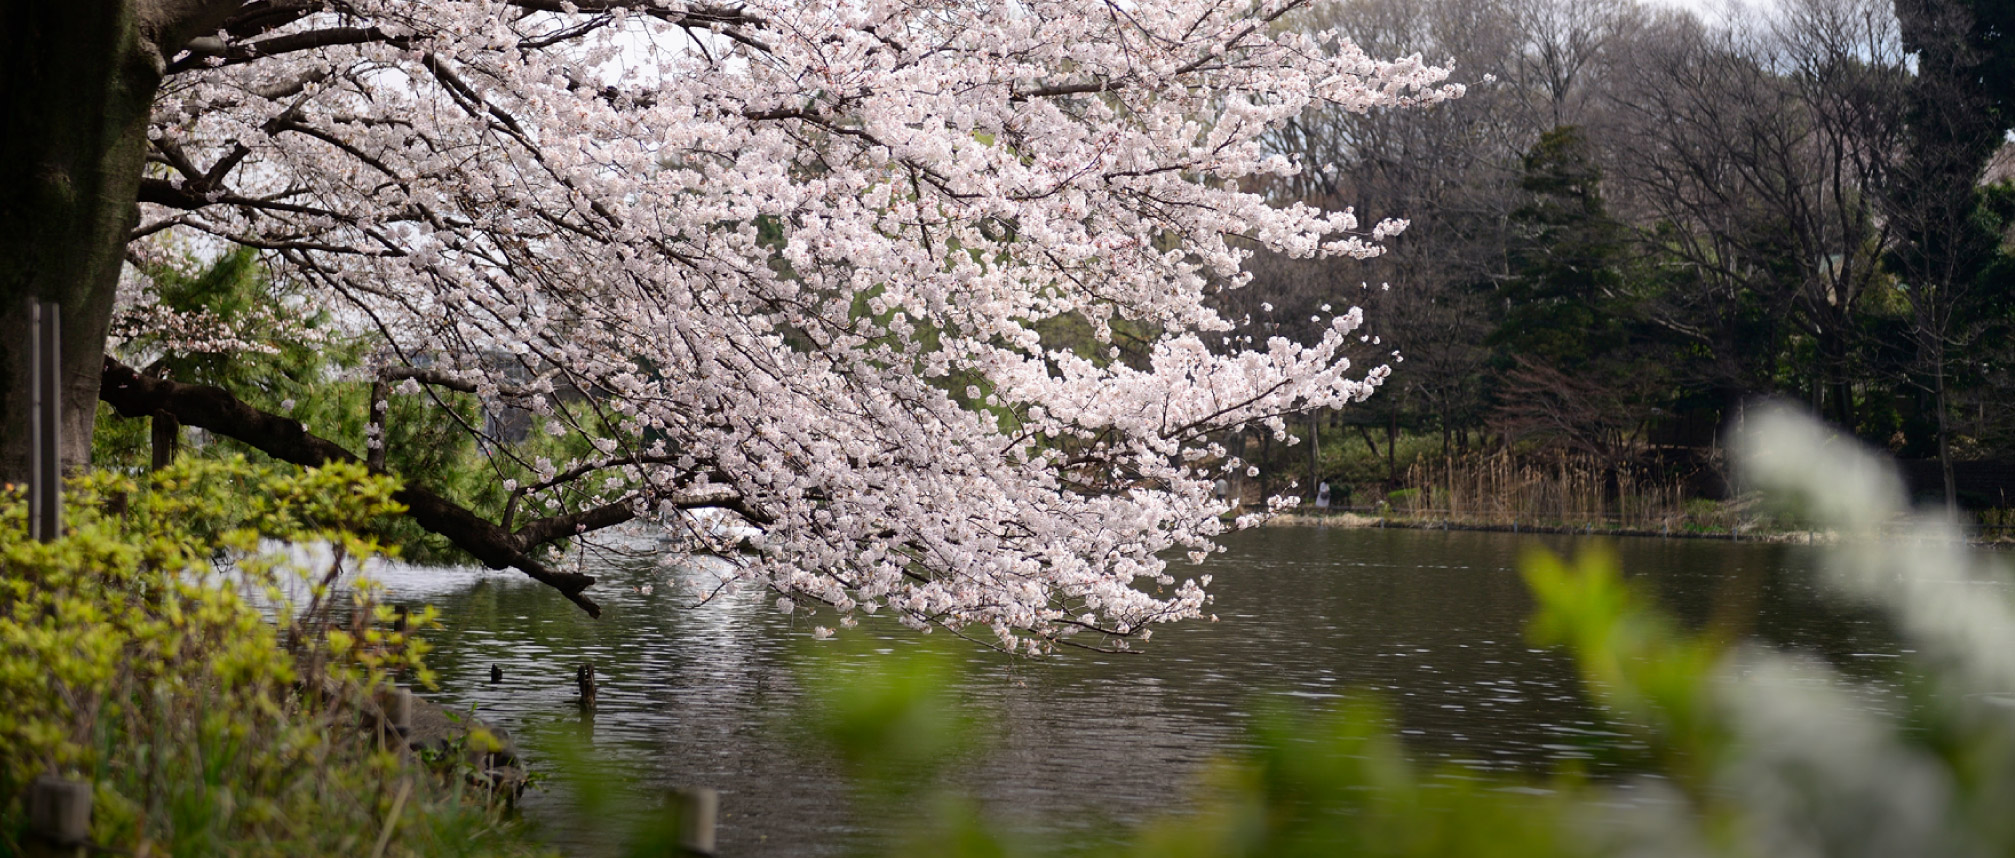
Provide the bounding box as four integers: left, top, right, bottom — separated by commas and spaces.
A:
0, 0, 238, 484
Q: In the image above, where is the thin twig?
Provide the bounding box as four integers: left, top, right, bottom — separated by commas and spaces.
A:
370, 778, 412, 858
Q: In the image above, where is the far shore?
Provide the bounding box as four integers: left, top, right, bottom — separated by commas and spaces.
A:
1262, 510, 1869, 545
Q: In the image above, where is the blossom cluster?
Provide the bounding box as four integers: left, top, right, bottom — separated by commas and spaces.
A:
140, 0, 1457, 648
109, 301, 325, 359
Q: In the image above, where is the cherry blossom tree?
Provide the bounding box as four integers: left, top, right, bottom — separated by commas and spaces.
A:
6, 0, 1457, 650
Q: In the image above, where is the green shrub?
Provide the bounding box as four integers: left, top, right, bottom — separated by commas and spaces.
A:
0, 458, 547, 857
1679, 497, 1722, 520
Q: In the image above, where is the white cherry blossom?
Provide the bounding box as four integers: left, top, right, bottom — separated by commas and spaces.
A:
134, 0, 1458, 650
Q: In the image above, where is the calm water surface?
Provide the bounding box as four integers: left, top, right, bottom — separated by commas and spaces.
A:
371, 525, 1906, 856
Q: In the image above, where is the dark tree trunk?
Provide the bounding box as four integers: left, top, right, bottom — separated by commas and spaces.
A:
1386, 413, 1398, 483
1824, 332, 1855, 432
149, 410, 178, 470
0, 0, 242, 484
1258, 429, 1273, 500
0, 2, 160, 483
1936, 360, 1957, 511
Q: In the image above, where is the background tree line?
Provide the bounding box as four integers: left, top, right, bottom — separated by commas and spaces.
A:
1228, 0, 2014, 510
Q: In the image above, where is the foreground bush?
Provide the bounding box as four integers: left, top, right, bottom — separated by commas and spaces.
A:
0, 458, 545, 857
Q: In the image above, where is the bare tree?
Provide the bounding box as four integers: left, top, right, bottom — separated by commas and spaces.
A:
1602, 0, 1907, 429
1506, 0, 1643, 131
1259, 0, 1534, 454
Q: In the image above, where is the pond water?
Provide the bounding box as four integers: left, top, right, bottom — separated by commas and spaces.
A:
372, 524, 1909, 856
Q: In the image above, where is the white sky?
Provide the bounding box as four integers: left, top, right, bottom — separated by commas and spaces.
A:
1640, 0, 1774, 26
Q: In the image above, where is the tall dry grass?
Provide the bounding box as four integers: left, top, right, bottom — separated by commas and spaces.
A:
1378, 450, 1746, 534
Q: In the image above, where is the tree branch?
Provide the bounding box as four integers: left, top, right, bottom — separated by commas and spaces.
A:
380, 366, 534, 399
100, 355, 606, 616
166, 26, 416, 74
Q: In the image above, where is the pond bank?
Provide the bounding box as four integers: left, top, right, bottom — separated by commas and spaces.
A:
402, 690, 530, 797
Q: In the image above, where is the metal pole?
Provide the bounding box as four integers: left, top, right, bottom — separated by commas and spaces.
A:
29, 301, 60, 543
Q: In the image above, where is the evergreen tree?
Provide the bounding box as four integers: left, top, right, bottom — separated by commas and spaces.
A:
1493, 126, 1629, 369
1884, 0, 2015, 507
1490, 126, 1667, 463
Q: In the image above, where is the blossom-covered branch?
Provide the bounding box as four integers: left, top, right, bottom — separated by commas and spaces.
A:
121, 0, 1460, 648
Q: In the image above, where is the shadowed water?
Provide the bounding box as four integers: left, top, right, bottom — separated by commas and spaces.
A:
366, 525, 1904, 856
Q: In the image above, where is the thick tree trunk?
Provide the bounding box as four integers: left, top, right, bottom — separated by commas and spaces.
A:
0, 2, 161, 484
0, 0, 242, 485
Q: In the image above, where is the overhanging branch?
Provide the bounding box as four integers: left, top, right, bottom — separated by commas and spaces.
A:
100, 356, 608, 616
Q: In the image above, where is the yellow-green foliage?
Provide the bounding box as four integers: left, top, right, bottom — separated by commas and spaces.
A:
1127, 701, 1581, 858
1522, 548, 1726, 786
792, 640, 1590, 858
0, 458, 544, 857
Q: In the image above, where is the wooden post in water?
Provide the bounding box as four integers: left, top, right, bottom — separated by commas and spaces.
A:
577, 662, 597, 712
29, 301, 60, 542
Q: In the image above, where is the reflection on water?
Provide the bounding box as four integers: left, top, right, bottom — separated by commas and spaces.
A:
364, 525, 1902, 856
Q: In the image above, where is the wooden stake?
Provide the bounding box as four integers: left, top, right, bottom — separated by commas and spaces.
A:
668, 787, 718, 856
27, 774, 91, 851
150, 409, 179, 471
28, 301, 60, 542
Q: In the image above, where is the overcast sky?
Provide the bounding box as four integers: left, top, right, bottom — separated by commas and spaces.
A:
1640, 0, 1774, 26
